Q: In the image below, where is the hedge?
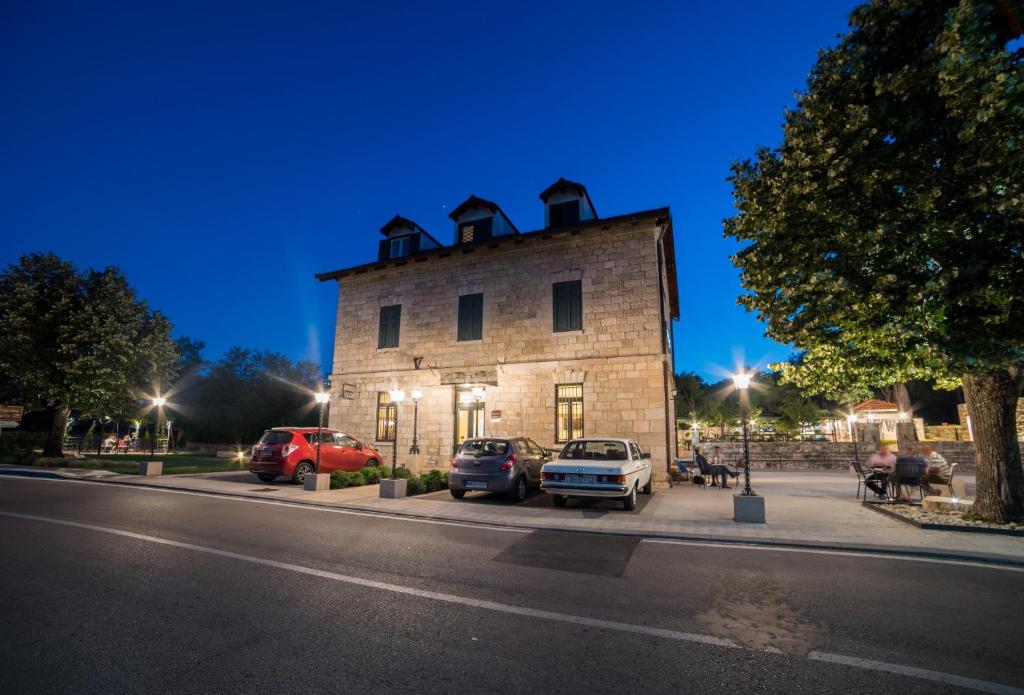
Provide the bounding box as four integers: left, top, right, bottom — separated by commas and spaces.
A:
329, 465, 448, 496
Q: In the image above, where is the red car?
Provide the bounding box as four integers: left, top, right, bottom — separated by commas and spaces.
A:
249, 427, 384, 483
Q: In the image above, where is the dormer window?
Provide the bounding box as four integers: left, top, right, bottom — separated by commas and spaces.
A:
377, 215, 442, 261
539, 178, 598, 228
449, 195, 518, 245
390, 236, 411, 258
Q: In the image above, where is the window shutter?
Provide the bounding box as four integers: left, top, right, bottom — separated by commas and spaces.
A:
378, 305, 401, 348
409, 234, 421, 253
378, 239, 389, 261
458, 293, 483, 341
552, 280, 582, 332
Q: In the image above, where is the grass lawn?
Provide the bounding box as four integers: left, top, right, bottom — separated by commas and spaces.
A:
0, 451, 248, 476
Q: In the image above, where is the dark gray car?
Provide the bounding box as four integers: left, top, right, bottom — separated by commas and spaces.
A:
449, 437, 552, 503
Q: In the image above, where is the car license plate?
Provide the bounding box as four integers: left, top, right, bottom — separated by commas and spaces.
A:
259, 448, 272, 457
465, 481, 488, 489
566, 474, 595, 485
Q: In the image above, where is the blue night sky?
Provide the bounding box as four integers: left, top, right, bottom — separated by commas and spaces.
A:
1, 1, 855, 381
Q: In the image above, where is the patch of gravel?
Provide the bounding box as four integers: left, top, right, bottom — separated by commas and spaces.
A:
884, 503, 1024, 531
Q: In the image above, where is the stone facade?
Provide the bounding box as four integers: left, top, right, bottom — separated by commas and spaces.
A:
319, 207, 678, 478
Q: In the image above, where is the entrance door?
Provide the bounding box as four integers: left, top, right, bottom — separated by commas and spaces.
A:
454, 387, 485, 449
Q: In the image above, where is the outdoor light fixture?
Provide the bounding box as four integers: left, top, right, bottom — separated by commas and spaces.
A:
409, 389, 422, 454
313, 390, 331, 474
471, 386, 485, 402
730, 372, 755, 496
150, 396, 167, 456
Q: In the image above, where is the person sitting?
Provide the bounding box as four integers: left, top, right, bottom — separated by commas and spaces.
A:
693, 447, 716, 486
919, 443, 952, 492
709, 445, 740, 488
864, 444, 895, 499
894, 445, 928, 502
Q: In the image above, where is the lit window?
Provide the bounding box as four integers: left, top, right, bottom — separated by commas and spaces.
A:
555, 384, 584, 443
376, 392, 396, 442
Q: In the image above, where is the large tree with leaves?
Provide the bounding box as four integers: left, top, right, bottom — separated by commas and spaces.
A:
0, 253, 179, 456
725, 0, 1024, 521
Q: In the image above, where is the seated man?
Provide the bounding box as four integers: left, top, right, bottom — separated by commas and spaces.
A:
864, 444, 895, 498
693, 447, 716, 486
919, 443, 952, 491
709, 445, 740, 488
894, 446, 929, 502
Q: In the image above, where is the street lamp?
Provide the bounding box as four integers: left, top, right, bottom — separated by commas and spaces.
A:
847, 413, 860, 470
314, 390, 330, 474
150, 397, 166, 456
389, 389, 405, 477
731, 373, 754, 496
409, 389, 422, 454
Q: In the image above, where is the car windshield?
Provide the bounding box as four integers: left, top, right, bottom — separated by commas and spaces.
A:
459, 439, 509, 456
259, 431, 294, 445
559, 440, 629, 461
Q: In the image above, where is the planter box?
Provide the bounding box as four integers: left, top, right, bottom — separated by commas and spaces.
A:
138, 461, 163, 477
380, 478, 407, 499
303, 473, 330, 492
733, 494, 765, 523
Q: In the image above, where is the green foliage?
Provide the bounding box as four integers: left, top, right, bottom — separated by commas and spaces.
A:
0, 254, 179, 454
405, 476, 426, 496
329, 470, 366, 489
387, 466, 413, 480
420, 469, 448, 493
0, 431, 48, 453
724, 0, 1024, 391
360, 465, 384, 485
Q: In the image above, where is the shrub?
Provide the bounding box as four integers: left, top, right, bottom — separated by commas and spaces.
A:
360, 465, 383, 485
388, 465, 413, 480
421, 469, 447, 492
330, 471, 366, 489
405, 476, 426, 496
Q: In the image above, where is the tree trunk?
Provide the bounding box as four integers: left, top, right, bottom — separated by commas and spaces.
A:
43, 406, 69, 458
963, 368, 1024, 523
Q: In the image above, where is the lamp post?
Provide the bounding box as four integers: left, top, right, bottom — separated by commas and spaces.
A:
314, 390, 330, 474
389, 389, 405, 477
471, 386, 484, 436
150, 397, 166, 456
847, 413, 859, 469
409, 389, 422, 454
731, 373, 754, 496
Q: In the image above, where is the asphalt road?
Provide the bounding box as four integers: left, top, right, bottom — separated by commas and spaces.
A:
0, 476, 1021, 694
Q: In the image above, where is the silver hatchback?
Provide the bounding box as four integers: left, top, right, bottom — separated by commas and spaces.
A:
449, 437, 552, 503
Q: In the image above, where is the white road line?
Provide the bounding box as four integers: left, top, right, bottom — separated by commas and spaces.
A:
642, 538, 1024, 573
808, 651, 1022, 695
1, 509, 1020, 695
0, 474, 530, 533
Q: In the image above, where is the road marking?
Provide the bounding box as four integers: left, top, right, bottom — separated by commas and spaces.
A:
0, 474, 530, 534
642, 538, 1024, 573
1, 509, 1020, 695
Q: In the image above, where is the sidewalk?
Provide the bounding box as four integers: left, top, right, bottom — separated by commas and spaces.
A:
4, 464, 1023, 563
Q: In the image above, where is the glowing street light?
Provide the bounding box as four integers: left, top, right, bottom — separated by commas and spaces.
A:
731, 372, 755, 496
389, 389, 405, 477
150, 396, 167, 456
409, 389, 423, 454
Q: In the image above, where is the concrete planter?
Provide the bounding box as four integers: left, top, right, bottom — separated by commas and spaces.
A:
138, 461, 163, 476
380, 478, 407, 499
733, 494, 766, 523
304, 472, 330, 492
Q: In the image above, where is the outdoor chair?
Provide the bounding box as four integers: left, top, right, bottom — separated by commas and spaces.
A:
851, 456, 870, 500
672, 459, 691, 482
694, 457, 715, 489
928, 462, 959, 498
892, 460, 929, 503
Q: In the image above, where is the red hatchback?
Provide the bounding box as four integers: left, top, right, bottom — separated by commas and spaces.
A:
249, 427, 384, 484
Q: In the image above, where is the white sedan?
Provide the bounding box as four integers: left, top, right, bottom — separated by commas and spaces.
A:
541, 438, 653, 510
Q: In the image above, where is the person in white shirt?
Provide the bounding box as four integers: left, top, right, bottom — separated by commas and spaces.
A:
919, 443, 952, 487
864, 444, 896, 498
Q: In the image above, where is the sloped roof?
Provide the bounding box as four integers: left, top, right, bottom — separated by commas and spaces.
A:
378, 215, 443, 248
853, 399, 899, 412
538, 177, 598, 218
447, 195, 501, 221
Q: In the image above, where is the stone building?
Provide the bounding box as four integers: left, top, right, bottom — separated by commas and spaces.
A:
316, 179, 679, 480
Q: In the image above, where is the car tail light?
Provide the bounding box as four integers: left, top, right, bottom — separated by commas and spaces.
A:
499, 453, 516, 471
599, 474, 626, 483
281, 444, 299, 457
450, 457, 459, 471
542, 471, 563, 481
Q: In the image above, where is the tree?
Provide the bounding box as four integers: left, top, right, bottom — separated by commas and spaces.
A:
725, 1, 1024, 520
0, 254, 179, 456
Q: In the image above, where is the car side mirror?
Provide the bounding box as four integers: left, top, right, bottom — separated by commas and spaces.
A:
544, 449, 553, 457
642, 452, 651, 459
355, 442, 364, 450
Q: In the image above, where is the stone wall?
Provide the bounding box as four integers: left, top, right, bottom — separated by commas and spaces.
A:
327, 212, 677, 474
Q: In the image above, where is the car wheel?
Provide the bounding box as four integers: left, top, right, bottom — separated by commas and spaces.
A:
509, 476, 527, 504
623, 484, 637, 511
553, 494, 567, 508
450, 488, 465, 499
256, 473, 276, 483
642, 475, 653, 495
364, 458, 378, 468
292, 461, 314, 484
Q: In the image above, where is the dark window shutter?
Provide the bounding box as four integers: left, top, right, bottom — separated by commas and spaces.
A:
458, 293, 483, 341
548, 200, 580, 227
378, 239, 389, 261
409, 234, 421, 253
553, 280, 582, 332
378, 305, 401, 348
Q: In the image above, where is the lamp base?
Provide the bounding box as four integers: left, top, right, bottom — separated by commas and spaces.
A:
380, 478, 407, 498
733, 494, 766, 523
303, 473, 330, 492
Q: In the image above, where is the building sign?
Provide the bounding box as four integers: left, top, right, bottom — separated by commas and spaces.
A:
490, 410, 502, 422
341, 383, 356, 400
440, 370, 498, 386
0, 405, 23, 422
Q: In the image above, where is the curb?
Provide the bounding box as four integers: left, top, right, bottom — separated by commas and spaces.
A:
864, 500, 1024, 537
6, 468, 1024, 568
